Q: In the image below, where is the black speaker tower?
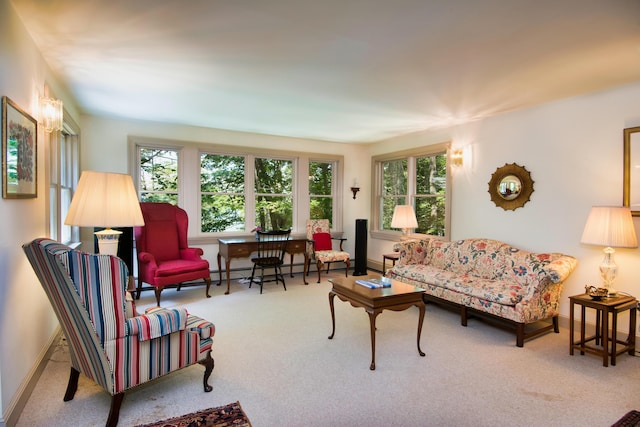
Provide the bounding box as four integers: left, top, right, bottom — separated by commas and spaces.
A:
353, 219, 368, 276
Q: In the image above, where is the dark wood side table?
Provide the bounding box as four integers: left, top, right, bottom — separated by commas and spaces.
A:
569, 293, 637, 367
382, 252, 400, 273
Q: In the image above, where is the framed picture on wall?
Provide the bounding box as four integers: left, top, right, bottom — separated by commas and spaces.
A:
2, 96, 37, 198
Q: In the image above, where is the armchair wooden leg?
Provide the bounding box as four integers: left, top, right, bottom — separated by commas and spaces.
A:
106, 393, 125, 427
154, 287, 163, 307
344, 259, 350, 277
316, 260, 323, 283
200, 350, 215, 393
63, 367, 80, 401
135, 278, 143, 300
204, 277, 212, 298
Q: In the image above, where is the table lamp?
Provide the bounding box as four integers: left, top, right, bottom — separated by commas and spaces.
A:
580, 206, 638, 296
391, 205, 418, 240
64, 171, 144, 256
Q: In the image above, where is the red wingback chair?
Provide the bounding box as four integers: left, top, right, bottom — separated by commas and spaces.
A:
135, 202, 212, 306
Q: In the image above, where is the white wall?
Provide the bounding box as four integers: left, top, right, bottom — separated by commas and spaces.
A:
0, 1, 79, 424
368, 81, 640, 327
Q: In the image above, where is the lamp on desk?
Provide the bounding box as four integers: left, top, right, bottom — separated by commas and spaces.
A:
580, 206, 638, 296
391, 205, 418, 240
65, 171, 145, 256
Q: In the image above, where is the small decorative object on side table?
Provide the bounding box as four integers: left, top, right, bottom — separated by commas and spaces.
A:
569, 291, 637, 367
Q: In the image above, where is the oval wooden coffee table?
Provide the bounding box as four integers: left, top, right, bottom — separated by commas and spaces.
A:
328, 275, 426, 370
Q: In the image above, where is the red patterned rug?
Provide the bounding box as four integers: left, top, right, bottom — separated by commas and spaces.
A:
135, 401, 252, 427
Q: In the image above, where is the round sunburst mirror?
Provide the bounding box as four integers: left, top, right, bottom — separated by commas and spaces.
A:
488, 163, 534, 211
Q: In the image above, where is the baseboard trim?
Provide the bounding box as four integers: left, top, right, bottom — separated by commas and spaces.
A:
2, 327, 62, 427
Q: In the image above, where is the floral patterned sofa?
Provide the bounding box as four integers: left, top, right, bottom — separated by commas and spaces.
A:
386, 238, 577, 347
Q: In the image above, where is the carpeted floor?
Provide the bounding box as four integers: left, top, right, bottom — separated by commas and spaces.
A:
14, 271, 640, 426
134, 401, 252, 427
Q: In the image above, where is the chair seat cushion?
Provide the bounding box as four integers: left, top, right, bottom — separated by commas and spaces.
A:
156, 259, 210, 277
316, 250, 350, 263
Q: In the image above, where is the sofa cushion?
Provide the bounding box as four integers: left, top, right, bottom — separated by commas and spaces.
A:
426, 239, 508, 280
391, 264, 526, 306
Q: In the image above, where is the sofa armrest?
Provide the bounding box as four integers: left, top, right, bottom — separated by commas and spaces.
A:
520, 255, 577, 314
393, 239, 431, 266
125, 306, 188, 341
543, 255, 578, 283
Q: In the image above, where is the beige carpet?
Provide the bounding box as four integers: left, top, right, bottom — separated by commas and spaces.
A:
15, 271, 640, 427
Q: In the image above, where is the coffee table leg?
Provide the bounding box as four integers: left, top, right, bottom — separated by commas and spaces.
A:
417, 302, 426, 357
328, 291, 336, 339
368, 310, 380, 370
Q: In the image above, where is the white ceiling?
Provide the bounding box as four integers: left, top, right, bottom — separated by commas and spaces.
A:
10, 0, 640, 143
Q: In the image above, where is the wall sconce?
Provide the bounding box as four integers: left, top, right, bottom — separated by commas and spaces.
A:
451, 149, 464, 167
39, 97, 63, 133
350, 187, 360, 199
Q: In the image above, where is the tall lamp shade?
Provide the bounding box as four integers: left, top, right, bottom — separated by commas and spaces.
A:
391, 205, 418, 240
65, 171, 144, 256
580, 206, 637, 295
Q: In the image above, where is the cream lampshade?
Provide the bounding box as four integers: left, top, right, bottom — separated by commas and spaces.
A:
580, 206, 638, 296
64, 171, 144, 256
391, 205, 418, 240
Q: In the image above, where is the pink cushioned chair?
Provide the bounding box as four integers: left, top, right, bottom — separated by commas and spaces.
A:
135, 202, 212, 306
306, 219, 350, 283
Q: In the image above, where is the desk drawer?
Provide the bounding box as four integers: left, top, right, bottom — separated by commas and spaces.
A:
228, 245, 252, 257
286, 241, 306, 254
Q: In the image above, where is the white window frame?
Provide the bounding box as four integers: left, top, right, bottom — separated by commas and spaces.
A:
48, 111, 80, 246
370, 142, 452, 241
130, 136, 344, 241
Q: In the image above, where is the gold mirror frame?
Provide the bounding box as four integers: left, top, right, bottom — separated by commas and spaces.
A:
623, 126, 640, 216
488, 163, 534, 211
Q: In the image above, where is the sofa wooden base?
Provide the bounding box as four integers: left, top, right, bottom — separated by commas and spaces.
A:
423, 294, 559, 347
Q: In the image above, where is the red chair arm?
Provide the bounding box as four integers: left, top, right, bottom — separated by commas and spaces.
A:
180, 247, 204, 261
138, 251, 157, 267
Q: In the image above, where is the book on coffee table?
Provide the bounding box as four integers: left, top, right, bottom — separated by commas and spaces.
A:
355, 277, 392, 288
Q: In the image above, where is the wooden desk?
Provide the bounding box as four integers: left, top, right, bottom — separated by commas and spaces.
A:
217, 237, 309, 294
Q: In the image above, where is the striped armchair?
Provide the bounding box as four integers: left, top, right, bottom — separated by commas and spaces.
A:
23, 238, 215, 427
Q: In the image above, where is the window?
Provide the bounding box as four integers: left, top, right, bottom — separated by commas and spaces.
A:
49, 116, 79, 245
139, 148, 178, 203
132, 137, 343, 238
200, 153, 245, 232
254, 157, 293, 230
372, 142, 451, 240
309, 160, 334, 226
